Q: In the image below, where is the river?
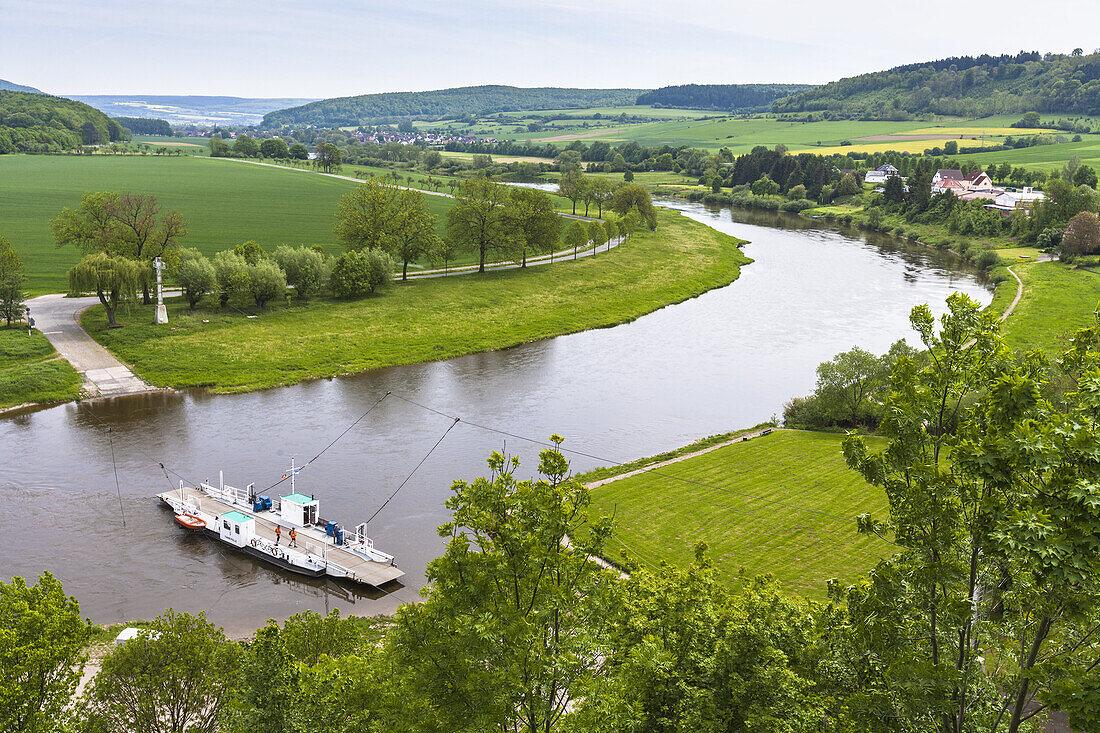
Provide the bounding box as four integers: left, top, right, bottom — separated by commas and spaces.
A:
0, 201, 991, 635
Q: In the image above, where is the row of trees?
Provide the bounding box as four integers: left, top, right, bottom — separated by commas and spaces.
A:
0, 236, 25, 325
10, 296, 1100, 733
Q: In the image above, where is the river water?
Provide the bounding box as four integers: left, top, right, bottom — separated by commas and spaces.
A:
0, 202, 990, 634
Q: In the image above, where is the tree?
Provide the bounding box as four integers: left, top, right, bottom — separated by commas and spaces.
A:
429, 236, 460, 274
233, 135, 260, 158
330, 249, 392, 298
316, 142, 342, 173
223, 622, 298, 733
52, 191, 187, 304
943, 140, 959, 155
445, 178, 513, 273
1061, 211, 1100, 258
81, 610, 240, 733
558, 169, 587, 215
837, 293, 1100, 733
172, 249, 216, 309
233, 240, 265, 265
609, 183, 658, 230
0, 573, 91, 733
334, 179, 402, 252
259, 137, 289, 159
505, 186, 561, 267
883, 174, 905, 203
288, 143, 308, 160
208, 137, 230, 157
212, 250, 250, 308
1073, 163, 1098, 189
68, 252, 144, 327
751, 175, 781, 196
814, 345, 887, 425
602, 216, 619, 251
587, 220, 607, 256
422, 149, 443, 170
563, 220, 588, 260
386, 189, 441, 281
588, 176, 615, 217
247, 259, 287, 308
388, 441, 613, 733
272, 246, 327, 300
0, 236, 25, 326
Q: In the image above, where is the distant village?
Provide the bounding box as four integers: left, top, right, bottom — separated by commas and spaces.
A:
865, 164, 1045, 213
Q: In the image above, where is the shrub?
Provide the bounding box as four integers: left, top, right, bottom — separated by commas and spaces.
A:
247, 259, 287, 308
894, 226, 907, 238
273, 246, 328, 301
330, 249, 393, 299
973, 249, 1001, 270
781, 199, 817, 213
866, 207, 885, 230
212, 250, 250, 308
174, 255, 216, 309
787, 184, 807, 200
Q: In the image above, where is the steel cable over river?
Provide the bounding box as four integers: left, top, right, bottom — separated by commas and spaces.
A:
0, 201, 992, 634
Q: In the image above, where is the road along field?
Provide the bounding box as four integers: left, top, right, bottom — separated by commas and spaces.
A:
0, 155, 453, 294
585, 429, 891, 599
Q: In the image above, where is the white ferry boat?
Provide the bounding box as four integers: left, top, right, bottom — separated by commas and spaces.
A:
157, 463, 404, 587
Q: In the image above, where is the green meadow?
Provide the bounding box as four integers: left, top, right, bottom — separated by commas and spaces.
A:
0, 155, 453, 294
0, 327, 82, 410
950, 136, 1100, 173
999, 261, 1100, 353
586, 429, 891, 599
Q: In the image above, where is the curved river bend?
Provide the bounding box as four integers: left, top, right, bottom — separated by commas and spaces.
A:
0, 203, 990, 634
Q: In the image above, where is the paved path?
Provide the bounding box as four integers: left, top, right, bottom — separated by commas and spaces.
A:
27, 294, 155, 398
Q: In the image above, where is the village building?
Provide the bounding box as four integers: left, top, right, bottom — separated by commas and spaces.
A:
865, 163, 900, 184
986, 187, 1047, 213
931, 169, 965, 189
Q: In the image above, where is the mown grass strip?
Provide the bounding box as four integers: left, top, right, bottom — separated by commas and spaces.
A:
0, 327, 82, 410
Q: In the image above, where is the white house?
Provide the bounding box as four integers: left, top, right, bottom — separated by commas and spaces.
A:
989, 187, 1046, 211
962, 170, 994, 190
932, 169, 965, 189
865, 163, 900, 184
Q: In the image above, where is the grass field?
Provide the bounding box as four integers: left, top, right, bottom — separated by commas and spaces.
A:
0, 155, 454, 294
133, 135, 209, 154
950, 136, 1100, 173
586, 429, 891, 598
0, 327, 82, 410
999, 261, 1100, 353
82, 208, 750, 393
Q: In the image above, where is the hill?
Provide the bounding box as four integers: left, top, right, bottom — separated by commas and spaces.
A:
66, 95, 318, 125
0, 91, 127, 154
263, 85, 647, 127
0, 79, 41, 93
636, 83, 816, 112
773, 51, 1100, 119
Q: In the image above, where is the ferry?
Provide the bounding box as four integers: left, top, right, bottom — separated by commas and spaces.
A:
157, 462, 404, 587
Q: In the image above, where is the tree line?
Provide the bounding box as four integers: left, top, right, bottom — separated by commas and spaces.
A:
0, 91, 128, 154
8, 295, 1100, 732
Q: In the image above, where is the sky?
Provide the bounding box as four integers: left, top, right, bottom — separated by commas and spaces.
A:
2, 0, 1100, 98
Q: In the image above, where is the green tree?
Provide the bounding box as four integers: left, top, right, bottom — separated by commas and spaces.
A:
68, 252, 144, 327
1073, 163, 1098, 189
232, 135, 260, 158
81, 610, 240, 733
334, 179, 402, 252
388, 441, 613, 733
288, 143, 308, 160
445, 177, 513, 273
386, 189, 442, 281
943, 140, 959, 155
837, 294, 1100, 733
172, 248, 216, 310
557, 169, 587, 216
836, 173, 861, 197
751, 175, 781, 196
429, 236, 460, 274
233, 240, 265, 265
609, 183, 658, 230
247, 259, 287, 308
603, 216, 620, 251
563, 220, 588, 260
330, 249, 392, 298
883, 174, 905, 204
814, 345, 887, 425
0, 235, 25, 326
280, 609, 361, 665
505, 186, 561, 267
315, 142, 342, 173
272, 246, 327, 300
258, 137, 289, 159
224, 622, 298, 733
212, 250, 250, 308
52, 191, 187, 303
0, 573, 91, 733
422, 149, 443, 170
587, 219, 607, 256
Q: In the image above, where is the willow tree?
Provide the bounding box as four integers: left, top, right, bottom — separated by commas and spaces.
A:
68, 252, 144, 327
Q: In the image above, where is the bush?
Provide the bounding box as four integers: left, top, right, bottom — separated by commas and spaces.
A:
866, 207, 885, 230
973, 249, 1002, 270
781, 198, 817, 213
247, 260, 287, 308
212, 250, 250, 308
174, 255, 216, 309
273, 246, 328, 301
894, 226, 907, 237
787, 184, 807, 200
330, 249, 393, 299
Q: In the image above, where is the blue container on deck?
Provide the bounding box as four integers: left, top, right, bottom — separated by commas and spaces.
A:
253, 496, 272, 512
325, 521, 344, 545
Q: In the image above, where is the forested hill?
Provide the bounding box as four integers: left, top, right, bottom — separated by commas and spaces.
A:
772, 51, 1100, 118
263, 85, 647, 127
0, 91, 127, 153
0, 79, 41, 93
636, 84, 816, 111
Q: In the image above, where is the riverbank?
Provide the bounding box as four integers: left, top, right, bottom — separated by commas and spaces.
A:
80, 208, 750, 393
582, 428, 891, 599
0, 327, 82, 413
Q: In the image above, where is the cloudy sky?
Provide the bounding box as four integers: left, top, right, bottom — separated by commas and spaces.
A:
2, 0, 1098, 98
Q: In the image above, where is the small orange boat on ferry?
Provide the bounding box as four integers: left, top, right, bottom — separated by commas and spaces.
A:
173, 513, 206, 530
